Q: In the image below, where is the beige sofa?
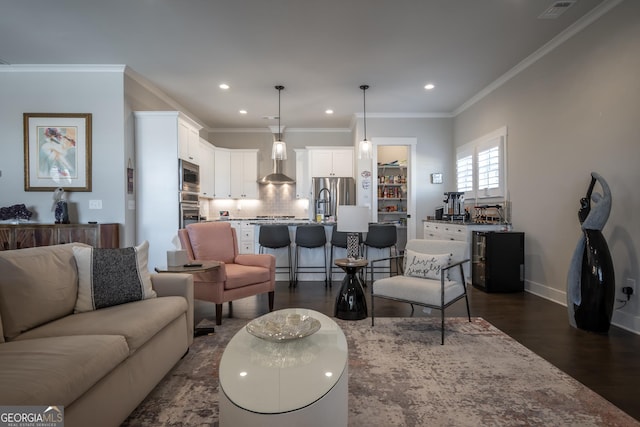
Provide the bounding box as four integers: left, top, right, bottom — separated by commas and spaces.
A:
0, 243, 194, 427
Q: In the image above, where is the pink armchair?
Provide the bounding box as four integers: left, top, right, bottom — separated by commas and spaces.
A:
178, 222, 275, 325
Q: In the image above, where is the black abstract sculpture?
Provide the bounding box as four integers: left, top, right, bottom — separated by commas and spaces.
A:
52, 187, 70, 224
567, 172, 615, 333
0, 204, 33, 221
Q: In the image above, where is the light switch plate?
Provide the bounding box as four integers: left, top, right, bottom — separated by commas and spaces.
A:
89, 200, 102, 209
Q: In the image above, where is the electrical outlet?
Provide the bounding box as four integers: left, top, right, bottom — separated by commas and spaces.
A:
625, 278, 636, 295
89, 200, 102, 210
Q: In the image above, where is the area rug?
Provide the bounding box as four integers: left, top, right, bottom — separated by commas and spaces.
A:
122, 317, 639, 426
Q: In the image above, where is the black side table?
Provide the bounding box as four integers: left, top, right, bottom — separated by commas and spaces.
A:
334, 258, 368, 320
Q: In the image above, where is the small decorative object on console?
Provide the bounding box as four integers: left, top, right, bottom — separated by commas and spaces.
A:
0, 204, 33, 221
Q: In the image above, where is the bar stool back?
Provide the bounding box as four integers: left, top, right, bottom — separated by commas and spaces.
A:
259, 225, 293, 287
363, 224, 398, 280
294, 225, 327, 287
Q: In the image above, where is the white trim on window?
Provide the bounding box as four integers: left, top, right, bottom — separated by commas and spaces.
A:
456, 126, 507, 200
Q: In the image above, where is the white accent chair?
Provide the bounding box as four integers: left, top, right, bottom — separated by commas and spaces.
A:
370, 239, 471, 344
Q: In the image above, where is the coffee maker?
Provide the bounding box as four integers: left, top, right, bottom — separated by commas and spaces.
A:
442, 191, 465, 221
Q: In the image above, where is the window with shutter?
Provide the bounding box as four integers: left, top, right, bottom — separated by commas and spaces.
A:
456, 127, 507, 200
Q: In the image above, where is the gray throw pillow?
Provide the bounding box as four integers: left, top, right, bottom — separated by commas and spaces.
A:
73, 241, 156, 312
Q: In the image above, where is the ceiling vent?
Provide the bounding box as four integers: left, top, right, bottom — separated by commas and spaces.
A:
539, 1, 577, 19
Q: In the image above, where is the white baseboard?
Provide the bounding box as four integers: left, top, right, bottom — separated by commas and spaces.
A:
525, 280, 640, 336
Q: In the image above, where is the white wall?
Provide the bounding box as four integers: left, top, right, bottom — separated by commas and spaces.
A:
0, 66, 128, 240
453, 1, 640, 332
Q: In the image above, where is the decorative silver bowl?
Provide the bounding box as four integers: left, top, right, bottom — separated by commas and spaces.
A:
246, 312, 321, 342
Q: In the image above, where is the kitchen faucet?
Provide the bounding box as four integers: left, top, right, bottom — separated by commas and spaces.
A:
317, 187, 332, 218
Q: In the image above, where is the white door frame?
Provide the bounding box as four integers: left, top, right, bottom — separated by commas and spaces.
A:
371, 137, 417, 241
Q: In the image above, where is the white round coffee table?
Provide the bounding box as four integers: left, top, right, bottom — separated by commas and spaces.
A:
219, 308, 348, 427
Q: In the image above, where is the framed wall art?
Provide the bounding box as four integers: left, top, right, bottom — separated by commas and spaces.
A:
23, 113, 92, 191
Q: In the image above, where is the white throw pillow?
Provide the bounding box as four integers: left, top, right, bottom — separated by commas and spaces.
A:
404, 250, 451, 280
73, 241, 156, 313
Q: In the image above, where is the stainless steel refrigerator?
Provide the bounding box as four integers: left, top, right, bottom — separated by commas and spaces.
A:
311, 177, 356, 221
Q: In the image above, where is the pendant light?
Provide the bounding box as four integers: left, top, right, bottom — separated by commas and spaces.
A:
359, 84, 372, 159
272, 85, 287, 160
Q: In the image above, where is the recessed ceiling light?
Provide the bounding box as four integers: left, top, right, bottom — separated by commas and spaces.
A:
219, 83, 230, 90
424, 83, 435, 90
325, 109, 334, 115
239, 109, 247, 115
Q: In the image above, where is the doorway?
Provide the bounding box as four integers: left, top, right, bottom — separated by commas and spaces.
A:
372, 137, 417, 252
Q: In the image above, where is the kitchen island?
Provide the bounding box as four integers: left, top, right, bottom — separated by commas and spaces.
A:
207, 218, 398, 282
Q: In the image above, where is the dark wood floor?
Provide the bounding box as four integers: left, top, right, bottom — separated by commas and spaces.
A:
197, 280, 640, 421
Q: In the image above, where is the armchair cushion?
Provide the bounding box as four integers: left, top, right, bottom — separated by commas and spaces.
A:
185, 222, 236, 264
374, 275, 463, 306
224, 264, 272, 290
404, 250, 451, 281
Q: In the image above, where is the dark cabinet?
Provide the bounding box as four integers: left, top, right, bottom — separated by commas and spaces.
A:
472, 231, 524, 292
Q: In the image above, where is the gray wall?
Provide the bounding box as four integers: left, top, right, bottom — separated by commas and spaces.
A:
453, 0, 640, 332
0, 66, 129, 242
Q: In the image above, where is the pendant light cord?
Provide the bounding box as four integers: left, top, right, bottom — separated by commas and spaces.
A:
276, 85, 284, 140
360, 84, 369, 140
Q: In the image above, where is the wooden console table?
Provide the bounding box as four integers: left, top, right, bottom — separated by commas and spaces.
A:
0, 223, 119, 250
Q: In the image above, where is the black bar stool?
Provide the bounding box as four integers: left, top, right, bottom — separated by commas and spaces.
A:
363, 224, 398, 281
258, 224, 293, 287
329, 224, 362, 286
294, 225, 327, 287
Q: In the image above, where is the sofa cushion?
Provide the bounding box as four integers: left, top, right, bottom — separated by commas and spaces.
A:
73, 241, 156, 313
0, 335, 129, 406
0, 243, 80, 340
404, 250, 451, 281
224, 263, 272, 290
13, 296, 187, 354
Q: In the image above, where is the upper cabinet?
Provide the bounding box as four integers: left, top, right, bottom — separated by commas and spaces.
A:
178, 118, 201, 164
212, 148, 258, 199
230, 150, 259, 199
213, 148, 231, 198
307, 147, 354, 178
199, 138, 215, 198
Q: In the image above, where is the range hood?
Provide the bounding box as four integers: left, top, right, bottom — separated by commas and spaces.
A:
258, 125, 295, 184
258, 159, 295, 184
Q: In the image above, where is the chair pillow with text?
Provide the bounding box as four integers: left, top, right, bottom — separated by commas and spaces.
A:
404, 250, 451, 281
73, 240, 156, 313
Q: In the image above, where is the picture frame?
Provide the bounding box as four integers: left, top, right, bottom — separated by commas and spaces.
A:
24, 113, 92, 192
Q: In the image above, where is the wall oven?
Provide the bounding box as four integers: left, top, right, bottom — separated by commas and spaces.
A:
179, 159, 200, 193
180, 191, 200, 228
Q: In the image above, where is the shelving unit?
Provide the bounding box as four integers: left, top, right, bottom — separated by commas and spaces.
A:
376, 164, 407, 226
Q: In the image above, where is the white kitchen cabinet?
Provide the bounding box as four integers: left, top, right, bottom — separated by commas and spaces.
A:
178, 118, 201, 164
230, 150, 259, 199
199, 139, 215, 198
214, 148, 231, 198
307, 147, 354, 178
295, 148, 310, 199
230, 221, 255, 254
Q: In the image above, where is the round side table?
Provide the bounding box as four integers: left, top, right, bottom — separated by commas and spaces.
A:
334, 258, 368, 320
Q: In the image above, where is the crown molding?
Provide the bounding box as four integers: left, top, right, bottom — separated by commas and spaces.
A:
208, 127, 351, 133
0, 64, 126, 73
353, 112, 453, 119
453, 0, 624, 116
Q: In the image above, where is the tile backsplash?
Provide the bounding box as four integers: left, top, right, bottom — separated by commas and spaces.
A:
202, 185, 310, 219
